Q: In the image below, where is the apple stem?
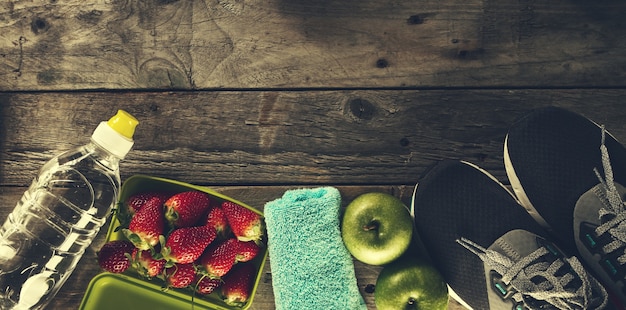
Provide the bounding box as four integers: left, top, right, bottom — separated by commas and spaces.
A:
407, 297, 417, 308
362, 220, 379, 232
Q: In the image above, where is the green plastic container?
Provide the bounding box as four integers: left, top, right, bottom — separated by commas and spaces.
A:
79, 175, 268, 310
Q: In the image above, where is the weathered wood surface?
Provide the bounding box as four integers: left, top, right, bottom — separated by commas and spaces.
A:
1, 0, 625, 90
3, 89, 626, 189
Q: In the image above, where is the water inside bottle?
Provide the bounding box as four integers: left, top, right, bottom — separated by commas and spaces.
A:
0, 151, 118, 309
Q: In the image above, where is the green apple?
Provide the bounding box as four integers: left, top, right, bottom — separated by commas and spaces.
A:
375, 257, 448, 310
341, 192, 413, 265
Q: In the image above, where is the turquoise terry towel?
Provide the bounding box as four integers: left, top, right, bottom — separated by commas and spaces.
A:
264, 187, 367, 310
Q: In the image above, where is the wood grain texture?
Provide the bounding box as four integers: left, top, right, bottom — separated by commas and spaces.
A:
2, 89, 626, 187
1, 0, 625, 90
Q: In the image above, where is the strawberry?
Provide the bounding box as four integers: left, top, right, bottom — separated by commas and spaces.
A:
131, 248, 166, 278
97, 240, 134, 273
204, 205, 230, 236
164, 263, 196, 289
125, 191, 171, 215
221, 201, 264, 242
194, 275, 222, 295
199, 238, 239, 278
236, 240, 260, 263
164, 191, 211, 228
161, 225, 217, 265
122, 196, 165, 250
220, 263, 256, 307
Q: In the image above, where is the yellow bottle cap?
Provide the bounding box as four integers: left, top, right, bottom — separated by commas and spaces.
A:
107, 110, 139, 139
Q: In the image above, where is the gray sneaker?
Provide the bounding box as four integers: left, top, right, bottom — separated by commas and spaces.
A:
505, 107, 626, 308
412, 160, 610, 309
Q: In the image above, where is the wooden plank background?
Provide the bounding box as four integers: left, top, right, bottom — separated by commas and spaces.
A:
1, 0, 626, 309
2, 90, 626, 187
0, 0, 625, 90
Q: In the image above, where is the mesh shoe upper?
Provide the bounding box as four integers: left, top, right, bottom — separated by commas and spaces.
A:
505, 107, 626, 254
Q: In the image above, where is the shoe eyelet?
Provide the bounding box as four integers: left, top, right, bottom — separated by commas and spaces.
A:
579, 222, 626, 280
580, 223, 601, 252
490, 271, 514, 299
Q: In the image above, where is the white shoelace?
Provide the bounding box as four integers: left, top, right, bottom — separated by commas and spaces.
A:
457, 237, 608, 309
594, 126, 626, 265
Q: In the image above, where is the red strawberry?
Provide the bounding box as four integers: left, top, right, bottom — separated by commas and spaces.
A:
122, 197, 165, 250
161, 225, 217, 265
220, 263, 256, 307
204, 205, 230, 236
125, 191, 171, 215
98, 240, 134, 273
164, 191, 211, 228
131, 248, 166, 278
164, 263, 196, 289
221, 201, 264, 242
194, 275, 222, 295
236, 240, 260, 263
199, 238, 239, 278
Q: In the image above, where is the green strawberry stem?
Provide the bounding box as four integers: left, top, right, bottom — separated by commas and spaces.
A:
236, 225, 264, 243
158, 235, 177, 268
113, 203, 133, 229
122, 228, 152, 251
164, 208, 179, 225
224, 294, 246, 307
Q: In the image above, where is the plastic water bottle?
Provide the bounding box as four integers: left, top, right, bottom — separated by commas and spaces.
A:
0, 110, 139, 309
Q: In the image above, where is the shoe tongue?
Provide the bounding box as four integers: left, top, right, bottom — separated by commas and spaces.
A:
488, 229, 555, 260
575, 181, 626, 227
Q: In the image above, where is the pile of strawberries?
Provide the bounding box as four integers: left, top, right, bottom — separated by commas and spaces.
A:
97, 190, 265, 307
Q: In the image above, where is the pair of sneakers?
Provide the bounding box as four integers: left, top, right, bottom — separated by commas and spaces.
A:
412, 107, 626, 309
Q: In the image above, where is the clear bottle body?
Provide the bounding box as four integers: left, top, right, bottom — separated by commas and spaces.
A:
0, 142, 121, 310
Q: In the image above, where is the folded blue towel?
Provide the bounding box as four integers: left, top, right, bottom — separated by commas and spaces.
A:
264, 187, 367, 310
